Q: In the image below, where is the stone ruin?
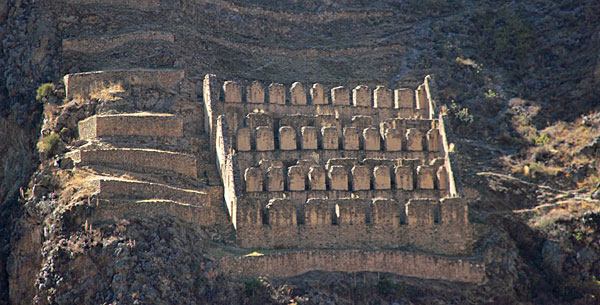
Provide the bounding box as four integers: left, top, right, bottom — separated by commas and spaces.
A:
204, 75, 473, 255
65, 70, 482, 282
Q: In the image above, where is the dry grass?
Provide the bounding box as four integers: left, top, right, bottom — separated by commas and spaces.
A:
88, 82, 124, 101
506, 111, 600, 189
531, 199, 600, 231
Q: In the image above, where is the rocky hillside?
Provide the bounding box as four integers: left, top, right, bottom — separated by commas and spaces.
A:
1, 0, 599, 304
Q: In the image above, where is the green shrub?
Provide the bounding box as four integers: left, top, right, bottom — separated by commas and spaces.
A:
449, 100, 474, 125
243, 278, 263, 296
36, 83, 56, 103
535, 133, 550, 146
37, 133, 61, 156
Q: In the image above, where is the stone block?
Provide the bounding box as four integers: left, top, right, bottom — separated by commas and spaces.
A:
305, 199, 334, 226
301, 126, 318, 150
266, 166, 284, 191
331, 86, 350, 106
328, 166, 348, 190
351, 165, 371, 191
384, 128, 403, 151
336, 199, 367, 225
296, 159, 318, 173
321, 127, 339, 150
372, 198, 403, 226
255, 126, 274, 151
311, 83, 327, 105
406, 128, 423, 151
406, 199, 437, 226
290, 82, 307, 105
236, 127, 251, 151
394, 88, 413, 108
278, 126, 297, 150
427, 128, 441, 152
440, 198, 468, 224
352, 85, 371, 107
374, 86, 392, 108
351, 115, 374, 130
374, 165, 391, 190
395, 166, 414, 190
259, 160, 284, 171
266, 198, 296, 227
362, 128, 381, 151
245, 112, 272, 129
437, 165, 449, 190
245, 167, 263, 192
416, 84, 429, 113
288, 166, 305, 191
268, 83, 286, 104
223, 81, 242, 103
308, 166, 326, 190
326, 158, 358, 172
417, 165, 435, 189
343, 127, 359, 150
247, 81, 264, 103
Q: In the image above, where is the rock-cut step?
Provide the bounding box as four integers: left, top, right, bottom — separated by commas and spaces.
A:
78, 112, 183, 139
70, 148, 198, 177
92, 177, 223, 207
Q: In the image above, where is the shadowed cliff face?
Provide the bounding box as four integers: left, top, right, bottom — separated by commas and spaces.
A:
0, 0, 599, 304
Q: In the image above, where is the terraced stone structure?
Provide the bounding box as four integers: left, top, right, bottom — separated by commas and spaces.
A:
66, 69, 483, 283
205, 75, 474, 255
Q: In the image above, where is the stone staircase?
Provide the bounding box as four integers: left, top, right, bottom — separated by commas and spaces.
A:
72, 112, 229, 227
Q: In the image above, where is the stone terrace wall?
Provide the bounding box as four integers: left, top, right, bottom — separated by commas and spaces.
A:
91, 199, 222, 227
64, 69, 184, 99
235, 197, 473, 254
73, 148, 197, 177
208, 75, 467, 254
63, 31, 174, 54
219, 250, 485, 283
78, 113, 183, 139
62, 0, 160, 10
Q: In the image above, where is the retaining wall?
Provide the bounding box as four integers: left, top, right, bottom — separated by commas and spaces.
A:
63, 31, 174, 53
78, 113, 183, 139
219, 249, 485, 283
64, 69, 184, 99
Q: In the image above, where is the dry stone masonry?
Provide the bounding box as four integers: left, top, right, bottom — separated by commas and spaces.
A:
63, 69, 482, 283
205, 74, 473, 256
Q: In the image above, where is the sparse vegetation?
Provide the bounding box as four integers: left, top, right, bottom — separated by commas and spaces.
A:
448, 100, 473, 126
37, 133, 61, 157
36, 83, 56, 104
88, 82, 124, 101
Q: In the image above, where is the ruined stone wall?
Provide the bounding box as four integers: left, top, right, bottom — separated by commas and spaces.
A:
91, 199, 222, 227
73, 148, 197, 177
78, 113, 184, 139
95, 179, 223, 207
219, 249, 485, 283
62, 31, 174, 54
207, 75, 467, 254
64, 69, 184, 99
61, 0, 160, 10
235, 197, 472, 255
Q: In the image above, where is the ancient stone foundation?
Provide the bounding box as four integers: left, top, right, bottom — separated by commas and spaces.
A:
219, 250, 485, 283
